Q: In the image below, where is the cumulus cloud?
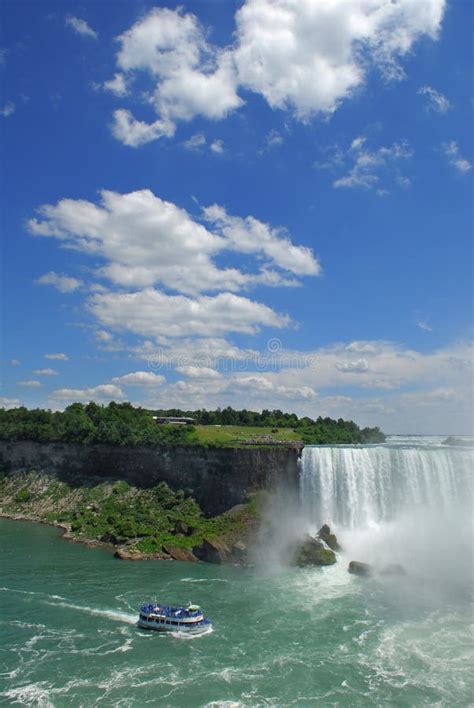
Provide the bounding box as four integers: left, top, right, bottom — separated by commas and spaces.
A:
202, 204, 320, 276
108, 1, 445, 145
51, 384, 123, 402
0, 396, 20, 409
36, 271, 83, 293
184, 133, 206, 151
210, 139, 224, 155
28, 189, 319, 294
65, 16, 98, 39
335, 358, 369, 373
175, 366, 222, 380
440, 141, 472, 173
417, 85, 451, 113
111, 371, 165, 386
32, 368, 58, 376
44, 353, 69, 361
8, 359, 20, 366
18, 380, 42, 387
103, 73, 128, 97
88, 288, 290, 338
111, 109, 175, 147
331, 136, 413, 191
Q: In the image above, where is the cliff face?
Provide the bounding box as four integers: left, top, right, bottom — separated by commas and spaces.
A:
0, 441, 301, 515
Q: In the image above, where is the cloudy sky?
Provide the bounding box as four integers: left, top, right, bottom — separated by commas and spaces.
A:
1, 0, 473, 433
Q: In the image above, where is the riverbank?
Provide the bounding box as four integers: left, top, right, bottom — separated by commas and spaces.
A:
0, 469, 262, 563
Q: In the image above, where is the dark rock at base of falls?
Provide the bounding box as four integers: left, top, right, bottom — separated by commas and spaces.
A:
294, 535, 337, 567
193, 537, 231, 564
317, 524, 341, 552
348, 560, 373, 577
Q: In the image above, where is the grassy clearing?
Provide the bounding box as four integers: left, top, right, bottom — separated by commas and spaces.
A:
189, 425, 302, 446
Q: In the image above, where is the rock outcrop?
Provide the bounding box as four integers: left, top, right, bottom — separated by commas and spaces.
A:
317, 524, 341, 551
348, 560, 373, 577
294, 533, 337, 567
162, 544, 197, 562
193, 537, 231, 564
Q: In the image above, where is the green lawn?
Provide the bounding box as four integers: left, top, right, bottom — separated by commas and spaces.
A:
190, 425, 302, 446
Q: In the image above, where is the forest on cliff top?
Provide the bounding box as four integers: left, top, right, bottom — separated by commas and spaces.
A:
0, 402, 385, 446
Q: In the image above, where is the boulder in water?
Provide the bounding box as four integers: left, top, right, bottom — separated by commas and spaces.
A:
317, 524, 341, 551
348, 560, 373, 577
294, 535, 337, 567
193, 537, 231, 564
162, 544, 198, 562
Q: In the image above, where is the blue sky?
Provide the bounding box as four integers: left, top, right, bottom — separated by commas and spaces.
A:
1, 0, 472, 433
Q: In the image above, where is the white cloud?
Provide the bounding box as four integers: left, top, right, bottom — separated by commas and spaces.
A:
335, 358, 369, 373
108, 1, 445, 145
441, 141, 472, 173
8, 359, 20, 366
18, 380, 42, 387
65, 16, 98, 39
28, 189, 319, 294
111, 109, 175, 147
32, 368, 58, 376
0, 396, 20, 409
184, 133, 206, 151
203, 204, 320, 276
210, 139, 224, 154
51, 384, 123, 402
95, 330, 113, 343
175, 366, 222, 380
0, 101, 15, 118
88, 288, 290, 338
265, 130, 284, 149
417, 319, 433, 332
331, 136, 413, 191
417, 85, 451, 113
103, 73, 128, 97
234, 0, 445, 119
44, 353, 69, 361
36, 271, 83, 293
111, 371, 165, 386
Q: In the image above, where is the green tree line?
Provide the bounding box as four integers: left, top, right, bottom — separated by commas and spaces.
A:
0, 402, 385, 446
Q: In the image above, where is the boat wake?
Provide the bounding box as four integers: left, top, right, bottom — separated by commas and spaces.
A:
43, 600, 137, 625
170, 626, 214, 640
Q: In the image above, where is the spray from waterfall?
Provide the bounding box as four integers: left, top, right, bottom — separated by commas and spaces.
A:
299, 440, 474, 599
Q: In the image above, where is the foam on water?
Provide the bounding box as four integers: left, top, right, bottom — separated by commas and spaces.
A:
43, 600, 137, 625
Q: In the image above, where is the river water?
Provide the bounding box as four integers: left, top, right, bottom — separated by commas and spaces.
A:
1, 437, 473, 706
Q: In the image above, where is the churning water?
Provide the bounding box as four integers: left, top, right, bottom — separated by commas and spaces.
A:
0, 437, 473, 706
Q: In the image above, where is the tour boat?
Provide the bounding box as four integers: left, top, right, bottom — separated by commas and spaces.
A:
138, 602, 212, 634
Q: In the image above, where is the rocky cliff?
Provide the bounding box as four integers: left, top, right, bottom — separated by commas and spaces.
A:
0, 441, 301, 515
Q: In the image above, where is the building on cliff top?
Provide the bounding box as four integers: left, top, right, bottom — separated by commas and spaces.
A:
152, 416, 196, 425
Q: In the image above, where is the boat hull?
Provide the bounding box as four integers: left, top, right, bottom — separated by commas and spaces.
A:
138, 617, 211, 633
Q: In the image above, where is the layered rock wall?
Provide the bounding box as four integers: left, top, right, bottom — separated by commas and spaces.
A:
0, 441, 301, 515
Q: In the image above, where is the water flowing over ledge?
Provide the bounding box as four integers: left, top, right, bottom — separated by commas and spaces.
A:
299, 442, 473, 529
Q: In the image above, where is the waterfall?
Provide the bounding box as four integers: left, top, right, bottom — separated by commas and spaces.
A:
300, 442, 473, 530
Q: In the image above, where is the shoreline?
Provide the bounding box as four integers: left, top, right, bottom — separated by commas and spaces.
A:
0, 512, 169, 560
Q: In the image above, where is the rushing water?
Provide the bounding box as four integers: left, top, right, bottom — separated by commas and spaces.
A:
1, 437, 473, 706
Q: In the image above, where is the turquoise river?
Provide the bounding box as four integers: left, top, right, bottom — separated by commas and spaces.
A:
0, 437, 473, 706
